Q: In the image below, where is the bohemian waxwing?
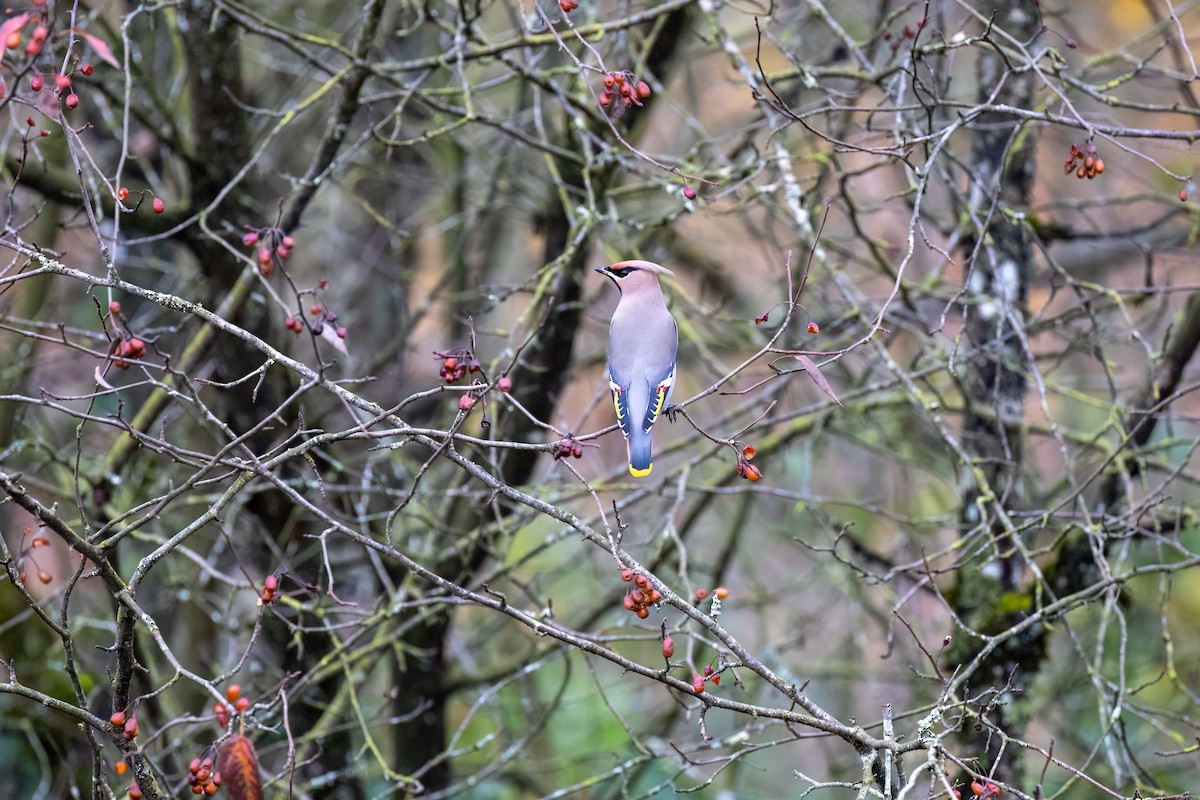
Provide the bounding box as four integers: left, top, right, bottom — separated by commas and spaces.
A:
595, 260, 678, 477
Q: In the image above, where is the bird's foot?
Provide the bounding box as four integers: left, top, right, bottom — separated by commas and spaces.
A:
665, 403, 680, 423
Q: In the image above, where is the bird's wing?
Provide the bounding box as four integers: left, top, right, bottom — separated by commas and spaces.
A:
639, 360, 676, 434
608, 374, 634, 440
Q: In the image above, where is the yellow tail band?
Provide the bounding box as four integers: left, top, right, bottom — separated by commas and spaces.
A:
629, 463, 653, 478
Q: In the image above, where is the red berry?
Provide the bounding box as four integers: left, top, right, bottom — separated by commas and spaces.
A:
129, 782, 142, 799
623, 594, 636, 611
603, 75, 615, 90
115, 761, 127, 775
742, 445, 757, 460
225, 685, 241, 702
558, 0, 578, 11
55, 73, 71, 91
695, 588, 708, 601
81, 64, 95, 76
110, 712, 126, 727
572, 444, 583, 458
754, 312, 769, 325
458, 394, 476, 412
336, 326, 347, 339
37, 570, 51, 584
234, 697, 249, 712
152, 197, 164, 214
742, 463, 763, 482
30, 73, 43, 92
282, 235, 295, 248
807, 321, 820, 334
65, 93, 79, 110
599, 91, 612, 108
109, 301, 121, 313
4, 32, 20, 50
264, 574, 279, 592
714, 586, 729, 599
497, 376, 512, 392
683, 186, 696, 200
635, 606, 649, 619
309, 304, 322, 315
443, 357, 458, 370
636, 81, 651, 100
1181, 189, 1189, 202
118, 187, 129, 201
620, 568, 634, 582
276, 245, 291, 260
710, 673, 720, 685
692, 673, 704, 693
242, 232, 259, 247
662, 636, 674, 658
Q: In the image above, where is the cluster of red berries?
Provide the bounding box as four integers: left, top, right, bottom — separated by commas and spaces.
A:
28, 64, 94, 110
1064, 143, 1104, 180
437, 353, 479, 383
551, 437, 584, 460
258, 574, 279, 605
6, 6, 49, 58
114, 187, 165, 214
951, 780, 1002, 800
882, 16, 926, 51
186, 757, 222, 795
213, 683, 251, 728
21, 115, 51, 138
620, 568, 662, 619
599, 72, 651, 118
112, 336, 146, 369
691, 663, 722, 693
242, 228, 295, 277
694, 586, 729, 603
15, 523, 52, 584
735, 445, 762, 482
558, 0, 578, 11
109, 711, 138, 740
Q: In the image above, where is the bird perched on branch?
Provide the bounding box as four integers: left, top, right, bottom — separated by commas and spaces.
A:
595, 260, 678, 477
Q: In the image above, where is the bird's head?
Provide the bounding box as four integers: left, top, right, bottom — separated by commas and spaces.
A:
594, 260, 674, 294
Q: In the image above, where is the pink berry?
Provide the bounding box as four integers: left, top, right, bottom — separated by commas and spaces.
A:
458, 394, 476, 412
497, 376, 512, 392
152, 197, 164, 214
65, 93, 79, 110
683, 186, 696, 200
242, 232, 259, 247
30, 73, 43, 92
55, 73, 71, 91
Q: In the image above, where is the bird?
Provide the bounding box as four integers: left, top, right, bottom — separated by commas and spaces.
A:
595, 260, 678, 477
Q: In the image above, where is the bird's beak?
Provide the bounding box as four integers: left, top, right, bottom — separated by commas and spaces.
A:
594, 266, 610, 276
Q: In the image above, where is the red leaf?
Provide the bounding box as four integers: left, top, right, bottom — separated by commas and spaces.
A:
794, 355, 841, 405
217, 734, 263, 800
63, 28, 121, 70
0, 14, 31, 50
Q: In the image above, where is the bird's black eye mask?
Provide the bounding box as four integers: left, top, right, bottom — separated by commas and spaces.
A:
608, 267, 636, 278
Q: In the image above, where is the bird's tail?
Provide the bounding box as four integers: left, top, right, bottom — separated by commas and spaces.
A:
627, 430, 654, 477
